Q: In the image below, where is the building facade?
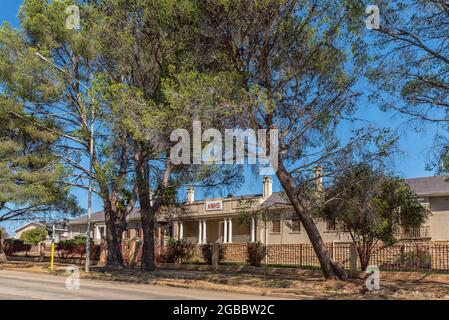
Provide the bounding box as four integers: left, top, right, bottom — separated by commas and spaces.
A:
14, 221, 70, 246
67, 175, 449, 244
69, 209, 172, 245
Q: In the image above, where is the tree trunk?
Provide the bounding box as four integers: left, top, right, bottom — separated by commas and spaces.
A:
104, 204, 124, 268
140, 208, 156, 271
136, 155, 156, 271
276, 163, 347, 280
0, 240, 7, 264
358, 242, 373, 272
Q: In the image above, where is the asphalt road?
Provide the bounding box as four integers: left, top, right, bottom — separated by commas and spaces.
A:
0, 270, 280, 300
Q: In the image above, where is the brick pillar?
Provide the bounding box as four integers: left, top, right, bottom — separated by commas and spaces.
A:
128, 239, 137, 267
212, 243, 220, 271
98, 244, 108, 267
349, 242, 358, 278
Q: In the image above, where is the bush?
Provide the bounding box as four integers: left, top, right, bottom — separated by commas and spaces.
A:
4, 239, 31, 255
200, 244, 224, 264
247, 242, 266, 267
156, 239, 194, 263
20, 228, 48, 245
394, 249, 432, 269
57, 236, 90, 259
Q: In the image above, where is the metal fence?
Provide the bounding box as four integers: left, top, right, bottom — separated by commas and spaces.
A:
216, 242, 449, 273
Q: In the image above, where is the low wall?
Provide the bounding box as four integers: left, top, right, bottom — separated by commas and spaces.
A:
7, 255, 99, 265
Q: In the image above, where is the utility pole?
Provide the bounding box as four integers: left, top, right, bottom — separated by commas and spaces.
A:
35, 52, 94, 273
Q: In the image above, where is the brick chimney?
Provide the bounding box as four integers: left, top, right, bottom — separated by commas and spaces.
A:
263, 176, 273, 198
313, 166, 323, 193
186, 187, 195, 204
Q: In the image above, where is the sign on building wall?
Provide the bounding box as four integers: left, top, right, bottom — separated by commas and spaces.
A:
205, 201, 223, 211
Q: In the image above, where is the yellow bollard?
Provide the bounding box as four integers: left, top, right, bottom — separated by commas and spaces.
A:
50, 242, 55, 271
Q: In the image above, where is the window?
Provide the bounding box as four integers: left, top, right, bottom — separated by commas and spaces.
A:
79, 226, 86, 235
123, 229, 131, 239
326, 218, 336, 231
271, 219, 281, 233
166, 225, 173, 237
135, 228, 142, 239
291, 218, 301, 233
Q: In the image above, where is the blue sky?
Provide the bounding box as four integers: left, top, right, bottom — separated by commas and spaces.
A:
0, 0, 438, 234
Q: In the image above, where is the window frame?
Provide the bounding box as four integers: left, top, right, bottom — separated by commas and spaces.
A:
271, 217, 281, 234
325, 218, 337, 232
290, 218, 301, 233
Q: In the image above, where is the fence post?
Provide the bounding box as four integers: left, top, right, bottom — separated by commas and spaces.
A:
212, 243, 220, 271
0, 239, 6, 263
128, 239, 136, 267
416, 243, 420, 271
349, 242, 358, 278
331, 241, 335, 262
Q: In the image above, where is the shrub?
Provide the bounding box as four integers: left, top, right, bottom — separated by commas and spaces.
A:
247, 242, 266, 267
4, 239, 31, 255
156, 238, 194, 263
200, 244, 224, 264
57, 236, 90, 259
20, 228, 48, 245
394, 249, 432, 269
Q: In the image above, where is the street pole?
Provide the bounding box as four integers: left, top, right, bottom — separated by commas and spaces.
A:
50, 223, 55, 271
35, 52, 94, 273
85, 107, 94, 272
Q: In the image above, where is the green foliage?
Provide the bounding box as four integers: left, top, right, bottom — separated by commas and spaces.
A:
56, 236, 89, 259
20, 227, 48, 245
366, 0, 448, 173
4, 239, 31, 255
200, 244, 224, 264
391, 249, 432, 271
320, 165, 430, 245
0, 99, 80, 222
246, 242, 266, 267
156, 238, 194, 263
0, 17, 82, 223
319, 164, 430, 270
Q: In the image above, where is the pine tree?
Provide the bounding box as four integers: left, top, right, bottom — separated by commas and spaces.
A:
0, 97, 79, 223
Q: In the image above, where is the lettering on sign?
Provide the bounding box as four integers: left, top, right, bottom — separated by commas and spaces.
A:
205, 201, 223, 211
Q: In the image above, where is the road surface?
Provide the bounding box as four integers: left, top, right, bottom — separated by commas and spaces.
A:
0, 270, 281, 300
